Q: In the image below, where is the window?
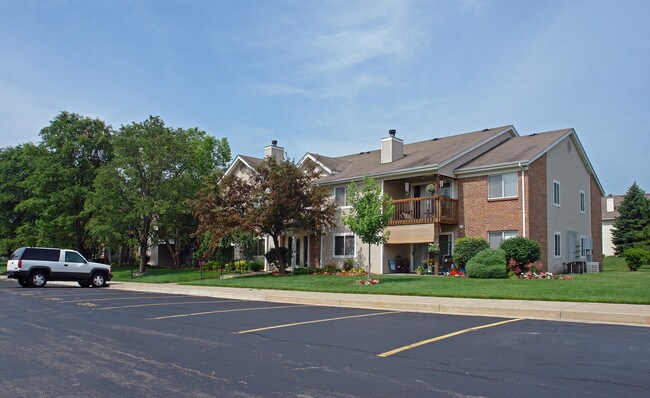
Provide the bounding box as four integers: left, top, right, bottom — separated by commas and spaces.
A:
606, 197, 614, 212
65, 251, 86, 263
554, 232, 561, 258
334, 235, 355, 257
488, 231, 518, 249
553, 180, 561, 207
580, 236, 586, 258
252, 239, 265, 256
334, 187, 347, 207
579, 190, 586, 213
488, 173, 517, 199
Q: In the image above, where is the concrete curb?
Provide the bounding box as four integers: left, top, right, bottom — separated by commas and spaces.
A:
104, 281, 650, 327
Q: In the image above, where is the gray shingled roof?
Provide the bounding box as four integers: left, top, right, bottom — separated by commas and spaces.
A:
455, 129, 572, 171
314, 126, 511, 184
305, 153, 351, 174
239, 155, 263, 169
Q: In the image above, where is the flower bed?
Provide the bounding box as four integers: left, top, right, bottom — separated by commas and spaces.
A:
356, 279, 380, 285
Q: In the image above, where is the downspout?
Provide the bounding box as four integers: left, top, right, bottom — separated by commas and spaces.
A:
519, 162, 526, 238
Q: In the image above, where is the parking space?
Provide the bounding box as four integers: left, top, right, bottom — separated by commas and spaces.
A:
2, 279, 650, 397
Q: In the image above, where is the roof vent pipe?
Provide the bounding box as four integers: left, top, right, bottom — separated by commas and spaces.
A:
389, 129, 396, 137
271, 140, 278, 146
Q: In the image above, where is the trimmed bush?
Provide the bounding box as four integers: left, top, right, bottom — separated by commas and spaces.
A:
322, 264, 339, 273
454, 237, 489, 268
466, 248, 508, 279
624, 248, 649, 271
264, 247, 290, 267
499, 237, 541, 266
248, 259, 264, 272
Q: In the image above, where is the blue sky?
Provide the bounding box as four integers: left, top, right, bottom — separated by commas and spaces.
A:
1, 0, 648, 194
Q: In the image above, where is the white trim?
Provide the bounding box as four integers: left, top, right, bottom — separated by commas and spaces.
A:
554, 232, 562, 258
553, 180, 561, 207
579, 190, 586, 214
298, 153, 333, 175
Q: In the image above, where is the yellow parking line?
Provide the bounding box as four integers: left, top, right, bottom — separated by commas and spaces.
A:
101, 300, 231, 310
238, 311, 399, 334
377, 318, 523, 358
60, 295, 186, 303
148, 305, 303, 320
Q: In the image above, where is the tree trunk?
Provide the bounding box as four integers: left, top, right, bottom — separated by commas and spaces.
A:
139, 238, 147, 273
367, 242, 371, 282
272, 235, 285, 274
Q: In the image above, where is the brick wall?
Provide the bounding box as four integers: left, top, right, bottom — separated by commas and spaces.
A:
527, 154, 548, 270
590, 175, 603, 263
458, 175, 522, 239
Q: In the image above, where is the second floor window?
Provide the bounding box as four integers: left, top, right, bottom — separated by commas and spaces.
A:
488, 173, 517, 199
579, 190, 586, 213
334, 187, 347, 207
553, 180, 561, 207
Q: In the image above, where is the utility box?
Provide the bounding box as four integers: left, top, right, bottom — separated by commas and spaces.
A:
586, 262, 601, 273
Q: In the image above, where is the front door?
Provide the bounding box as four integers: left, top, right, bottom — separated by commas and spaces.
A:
438, 234, 452, 264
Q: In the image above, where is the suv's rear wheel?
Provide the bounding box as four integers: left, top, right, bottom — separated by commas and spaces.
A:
18, 278, 29, 288
90, 272, 107, 288
29, 271, 48, 288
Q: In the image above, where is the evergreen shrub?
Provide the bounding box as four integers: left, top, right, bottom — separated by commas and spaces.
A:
454, 237, 489, 268
466, 248, 508, 279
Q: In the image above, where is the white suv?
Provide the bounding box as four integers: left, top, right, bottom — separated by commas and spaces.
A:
6, 247, 112, 288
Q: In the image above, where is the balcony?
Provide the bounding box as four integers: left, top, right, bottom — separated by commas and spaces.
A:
388, 196, 459, 226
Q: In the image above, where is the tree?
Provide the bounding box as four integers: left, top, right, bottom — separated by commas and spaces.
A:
88, 116, 230, 272
612, 182, 650, 255
14, 112, 113, 256
194, 156, 335, 273
0, 144, 44, 254
342, 176, 394, 281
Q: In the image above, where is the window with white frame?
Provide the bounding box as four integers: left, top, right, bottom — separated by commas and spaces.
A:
334, 234, 355, 257
554, 232, 561, 258
334, 187, 347, 207
488, 173, 518, 199
488, 231, 518, 249
580, 235, 586, 258
579, 190, 586, 213
553, 180, 561, 207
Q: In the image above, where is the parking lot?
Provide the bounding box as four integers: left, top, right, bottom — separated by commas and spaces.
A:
1, 280, 649, 398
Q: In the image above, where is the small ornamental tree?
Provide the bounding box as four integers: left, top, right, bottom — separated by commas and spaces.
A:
194, 156, 335, 273
612, 182, 650, 255
453, 236, 489, 269
343, 177, 395, 281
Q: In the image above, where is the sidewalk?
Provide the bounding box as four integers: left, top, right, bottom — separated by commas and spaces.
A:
106, 281, 650, 327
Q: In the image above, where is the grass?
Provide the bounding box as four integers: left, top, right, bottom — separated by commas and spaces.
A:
179, 258, 650, 304
5, 258, 649, 304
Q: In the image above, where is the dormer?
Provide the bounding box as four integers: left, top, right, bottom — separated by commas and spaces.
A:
381, 129, 404, 164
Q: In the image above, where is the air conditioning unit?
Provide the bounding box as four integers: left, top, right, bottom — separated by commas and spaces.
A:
586, 262, 600, 273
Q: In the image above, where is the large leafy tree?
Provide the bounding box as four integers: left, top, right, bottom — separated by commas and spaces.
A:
16, 112, 113, 256
88, 116, 230, 272
612, 182, 650, 255
194, 157, 335, 273
342, 176, 394, 280
0, 143, 45, 254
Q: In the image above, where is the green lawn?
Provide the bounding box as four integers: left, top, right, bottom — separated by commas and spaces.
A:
6, 258, 649, 304
179, 258, 650, 304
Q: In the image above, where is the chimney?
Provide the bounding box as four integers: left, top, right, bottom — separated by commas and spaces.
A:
381, 129, 404, 164
264, 140, 284, 162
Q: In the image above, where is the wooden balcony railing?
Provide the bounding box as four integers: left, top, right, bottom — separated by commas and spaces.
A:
388, 196, 459, 226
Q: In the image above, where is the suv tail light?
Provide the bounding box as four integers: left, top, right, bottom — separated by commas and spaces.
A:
17, 259, 22, 269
